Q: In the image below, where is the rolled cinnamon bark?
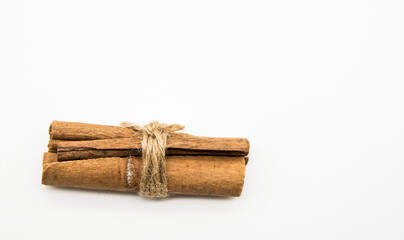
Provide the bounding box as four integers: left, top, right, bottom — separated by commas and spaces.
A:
49, 121, 132, 140
50, 121, 249, 150
56, 137, 249, 161
50, 120, 187, 140
57, 149, 247, 161
42, 154, 245, 197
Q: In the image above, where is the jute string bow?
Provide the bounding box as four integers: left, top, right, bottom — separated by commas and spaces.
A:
120, 121, 185, 198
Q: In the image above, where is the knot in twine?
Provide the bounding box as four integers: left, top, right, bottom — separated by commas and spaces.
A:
120, 121, 185, 198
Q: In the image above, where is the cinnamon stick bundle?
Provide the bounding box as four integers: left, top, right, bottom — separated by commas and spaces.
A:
42, 121, 250, 197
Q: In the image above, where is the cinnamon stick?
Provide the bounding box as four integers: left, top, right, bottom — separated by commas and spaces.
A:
58, 149, 248, 161
50, 121, 249, 150
55, 137, 249, 161
42, 155, 245, 197
49, 120, 155, 140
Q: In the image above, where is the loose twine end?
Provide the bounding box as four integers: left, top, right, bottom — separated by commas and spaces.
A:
120, 121, 185, 198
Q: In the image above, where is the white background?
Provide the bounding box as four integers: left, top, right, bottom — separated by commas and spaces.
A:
1, 1, 403, 239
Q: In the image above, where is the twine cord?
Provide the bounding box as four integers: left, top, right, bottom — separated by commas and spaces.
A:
121, 121, 185, 198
